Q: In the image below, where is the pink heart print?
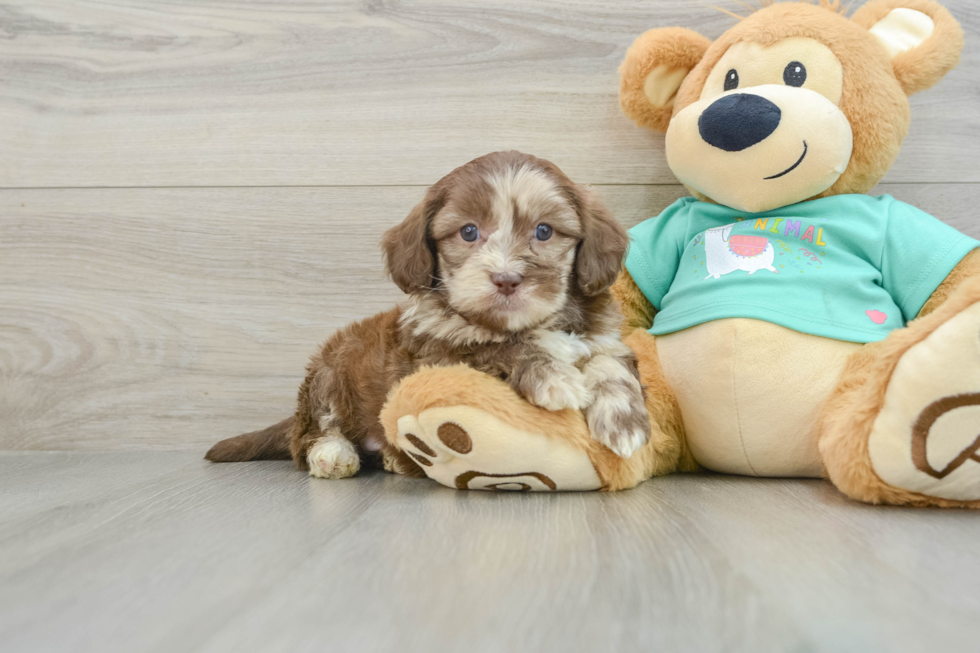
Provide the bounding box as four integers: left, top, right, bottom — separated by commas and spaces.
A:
866, 309, 888, 325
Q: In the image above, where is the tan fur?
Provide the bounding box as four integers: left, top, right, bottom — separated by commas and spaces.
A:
611, 268, 657, 336
622, 329, 699, 475
917, 249, 980, 318
818, 276, 980, 507
208, 151, 650, 473
619, 27, 713, 134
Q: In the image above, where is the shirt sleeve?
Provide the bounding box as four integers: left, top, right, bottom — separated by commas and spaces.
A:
880, 198, 980, 322
624, 199, 691, 310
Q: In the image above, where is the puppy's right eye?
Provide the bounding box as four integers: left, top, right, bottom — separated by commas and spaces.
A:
460, 224, 480, 242
724, 69, 739, 91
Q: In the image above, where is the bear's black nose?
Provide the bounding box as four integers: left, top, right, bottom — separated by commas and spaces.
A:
698, 93, 781, 152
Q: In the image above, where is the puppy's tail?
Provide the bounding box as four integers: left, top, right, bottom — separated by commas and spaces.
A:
205, 417, 293, 462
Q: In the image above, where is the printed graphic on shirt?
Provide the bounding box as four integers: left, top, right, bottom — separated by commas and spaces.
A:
753, 216, 829, 276
693, 223, 779, 279
690, 216, 834, 281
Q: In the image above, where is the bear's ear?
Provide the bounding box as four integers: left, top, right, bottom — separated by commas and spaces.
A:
851, 0, 963, 95
619, 27, 712, 133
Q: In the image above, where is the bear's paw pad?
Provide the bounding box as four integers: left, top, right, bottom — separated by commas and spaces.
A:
394, 405, 602, 492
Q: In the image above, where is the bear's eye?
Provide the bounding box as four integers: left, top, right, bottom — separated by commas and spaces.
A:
783, 61, 807, 87
724, 69, 739, 91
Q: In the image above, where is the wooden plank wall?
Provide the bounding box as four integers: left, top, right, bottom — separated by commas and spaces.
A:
2, 0, 978, 450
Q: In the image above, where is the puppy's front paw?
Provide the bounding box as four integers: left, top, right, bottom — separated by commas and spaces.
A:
307, 435, 360, 479
587, 392, 652, 458
582, 354, 651, 458
517, 363, 592, 412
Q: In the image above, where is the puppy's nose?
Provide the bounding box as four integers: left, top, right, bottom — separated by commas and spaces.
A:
491, 272, 523, 296
698, 93, 781, 152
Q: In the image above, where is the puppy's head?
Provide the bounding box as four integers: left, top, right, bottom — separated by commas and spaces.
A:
382, 151, 626, 331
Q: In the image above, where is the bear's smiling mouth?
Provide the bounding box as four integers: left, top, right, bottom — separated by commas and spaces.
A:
764, 141, 808, 180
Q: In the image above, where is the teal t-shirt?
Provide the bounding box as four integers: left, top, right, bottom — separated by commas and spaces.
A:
625, 195, 979, 343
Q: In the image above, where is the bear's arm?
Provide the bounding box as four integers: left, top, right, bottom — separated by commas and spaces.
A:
612, 267, 657, 336
917, 249, 980, 318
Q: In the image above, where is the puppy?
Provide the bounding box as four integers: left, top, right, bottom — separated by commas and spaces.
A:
206, 151, 651, 479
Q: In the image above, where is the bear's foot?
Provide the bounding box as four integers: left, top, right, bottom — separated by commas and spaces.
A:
394, 405, 602, 492
381, 360, 685, 492
867, 301, 980, 502
820, 279, 980, 508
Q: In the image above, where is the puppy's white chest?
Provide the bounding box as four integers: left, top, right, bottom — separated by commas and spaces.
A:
533, 330, 591, 366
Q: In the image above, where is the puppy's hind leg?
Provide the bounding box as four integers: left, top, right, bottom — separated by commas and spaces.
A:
307, 429, 361, 479
298, 408, 358, 479
290, 366, 361, 479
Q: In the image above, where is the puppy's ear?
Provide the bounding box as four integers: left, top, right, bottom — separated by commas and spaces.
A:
619, 27, 712, 133
382, 185, 445, 294
852, 0, 963, 95
573, 186, 628, 297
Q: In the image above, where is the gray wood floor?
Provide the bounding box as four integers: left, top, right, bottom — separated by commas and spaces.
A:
2, 451, 979, 653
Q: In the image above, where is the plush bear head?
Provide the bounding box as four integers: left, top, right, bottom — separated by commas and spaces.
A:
619, 0, 963, 213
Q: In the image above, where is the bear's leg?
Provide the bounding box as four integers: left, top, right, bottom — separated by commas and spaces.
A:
380, 364, 605, 491
378, 332, 688, 491
818, 277, 980, 507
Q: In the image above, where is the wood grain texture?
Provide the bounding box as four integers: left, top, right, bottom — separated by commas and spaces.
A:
1, 0, 979, 187
1, 183, 978, 451
1, 451, 978, 653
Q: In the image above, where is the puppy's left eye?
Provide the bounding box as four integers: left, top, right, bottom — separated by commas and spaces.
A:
460, 224, 479, 242
535, 224, 553, 241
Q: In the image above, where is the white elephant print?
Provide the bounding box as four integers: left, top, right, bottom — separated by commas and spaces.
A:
698, 223, 779, 280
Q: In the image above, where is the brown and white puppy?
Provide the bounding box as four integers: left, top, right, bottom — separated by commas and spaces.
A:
206, 151, 650, 479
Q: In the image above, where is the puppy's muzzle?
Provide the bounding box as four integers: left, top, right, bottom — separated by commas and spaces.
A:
491, 272, 523, 296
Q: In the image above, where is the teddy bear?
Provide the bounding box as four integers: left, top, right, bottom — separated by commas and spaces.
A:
380, 0, 980, 507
